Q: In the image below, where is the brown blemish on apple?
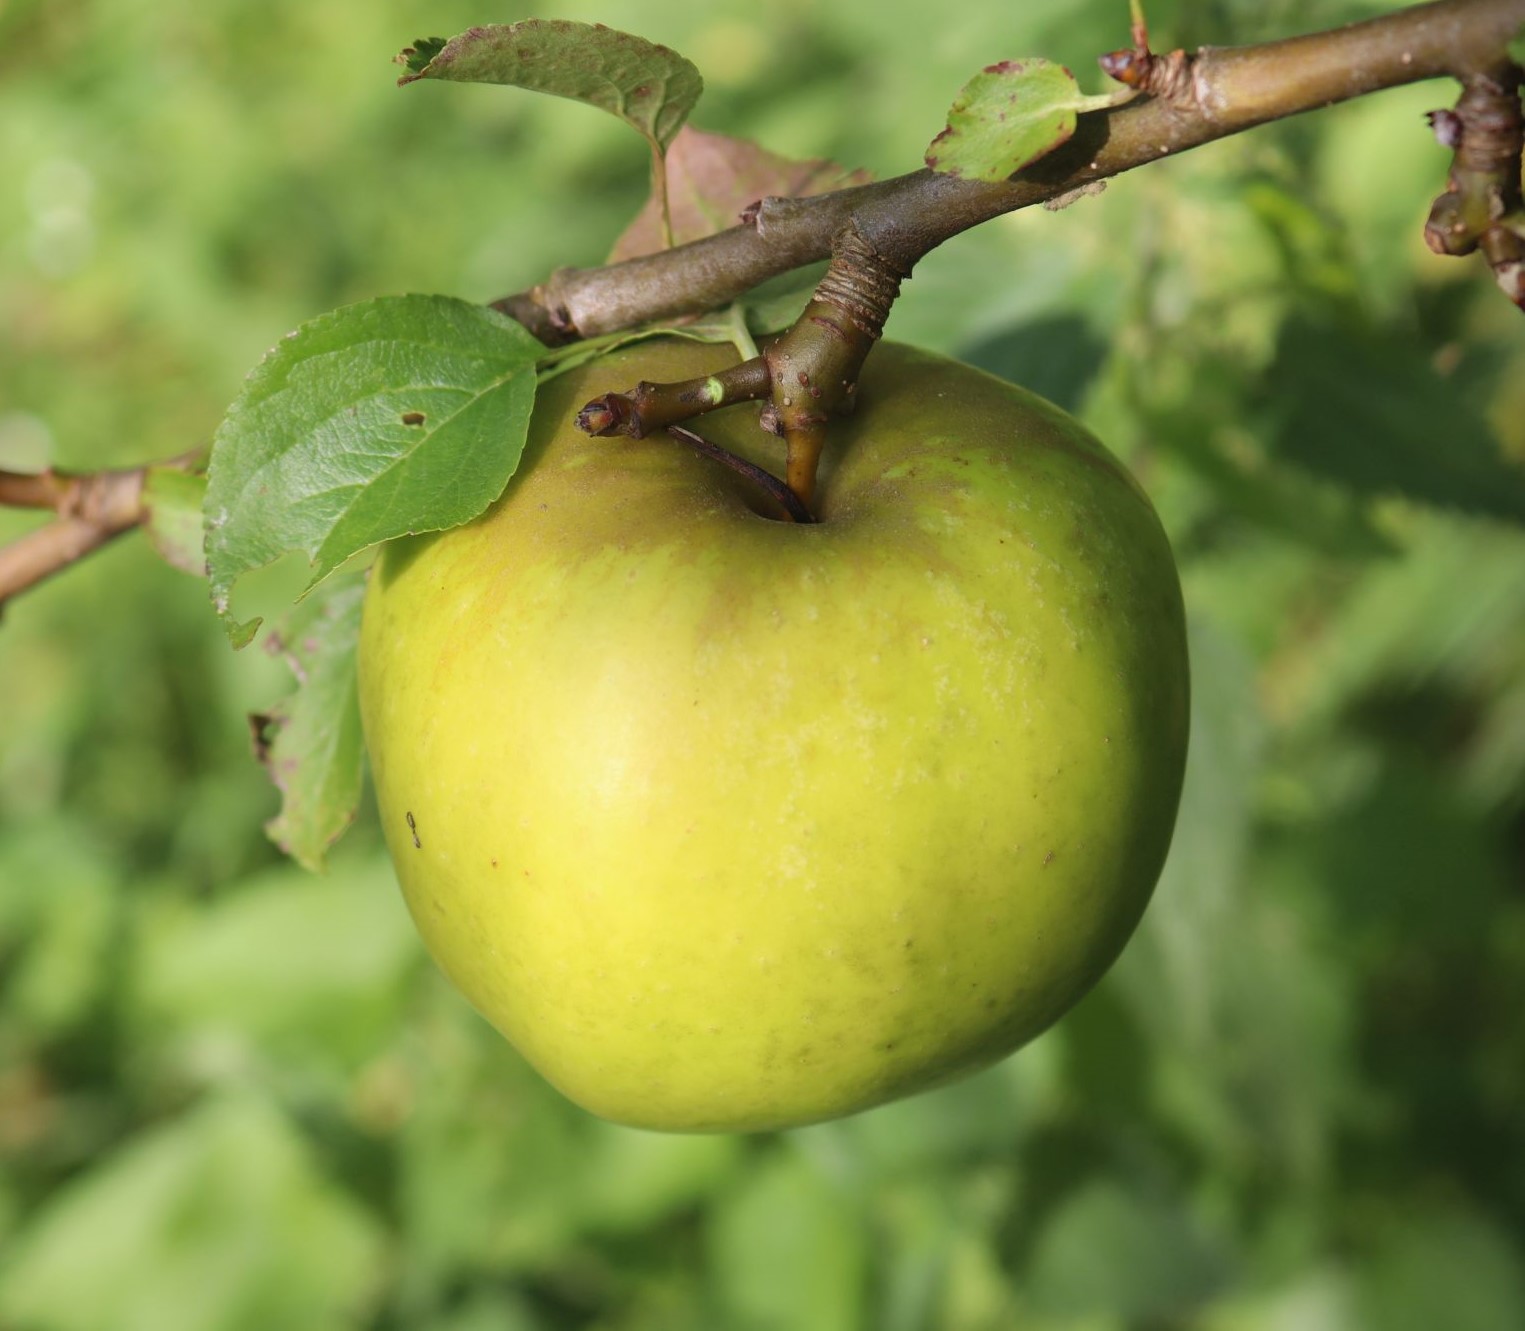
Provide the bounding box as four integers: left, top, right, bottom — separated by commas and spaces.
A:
406, 811, 421, 848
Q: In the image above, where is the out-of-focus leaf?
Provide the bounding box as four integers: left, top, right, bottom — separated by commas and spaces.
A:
608, 127, 870, 263
1357, 1207, 1525, 1331
1266, 519, 1525, 732
421, 1296, 541, 1331
707, 1150, 868, 1331
397, 21, 702, 155
1299, 761, 1508, 948
862, 1183, 960, 1331
251, 568, 367, 870
394, 1011, 742, 1293
925, 59, 1114, 182
0, 820, 120, 1037
1194, 1268, 1357, 1331
1172, 420, 1395, 559
1024, 1179, 1231, 1322
961, 313, 1110, 413
574, 1125, 744, 1235
1116, 615, 1356, 1189
204, 294, 541, 647
140, 465, 207, 576
1259, 316, 1525, 524
396, 1032, 587, 1284
797, 1055, 1052, 1184
0, 1095, 383, 1331
1121, 618, 1265, 1047
133, 857, 419, 1072
1121, 339, 1395, 558
1056, 982, 1152, 1117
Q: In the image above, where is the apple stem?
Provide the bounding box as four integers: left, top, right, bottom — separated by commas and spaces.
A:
575, 223, 906, 518
666, 425, 816, 523
763, 222, 906, 509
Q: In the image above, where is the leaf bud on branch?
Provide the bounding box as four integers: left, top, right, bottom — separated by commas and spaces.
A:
1424, 65, 1525, 306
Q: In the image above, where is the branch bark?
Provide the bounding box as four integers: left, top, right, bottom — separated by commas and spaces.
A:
496, 0, 1525, 339
0, 467, 150, 610
1425, 65, 1525, 302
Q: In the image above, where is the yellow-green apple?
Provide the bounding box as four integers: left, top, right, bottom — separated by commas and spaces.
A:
359, 337, 1188, 1132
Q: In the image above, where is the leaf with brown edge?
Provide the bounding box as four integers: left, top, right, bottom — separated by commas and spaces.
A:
926, 58, 1119, 183
396, 21, 702, 155
254, 569, 368, 872
396, 37, 446, 76
608, 127, 872, 264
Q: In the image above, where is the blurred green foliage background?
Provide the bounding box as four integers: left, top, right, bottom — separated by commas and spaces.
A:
3, 0, 1525, 1327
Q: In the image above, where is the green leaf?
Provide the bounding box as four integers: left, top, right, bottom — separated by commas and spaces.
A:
397, 21, 702, 155
925, 58, 1116, 183
251, 569, 367, 870
140, 464, 207, 575
204, 294, 541, 647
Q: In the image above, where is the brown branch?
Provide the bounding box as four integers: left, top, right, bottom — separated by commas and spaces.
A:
0, 517, 139, 609
493, 0, 1525, 339
577, 357, 773, 437
0, 466, 150, 609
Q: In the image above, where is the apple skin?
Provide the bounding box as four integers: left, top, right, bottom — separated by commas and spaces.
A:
359, 338, 1188, 1133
